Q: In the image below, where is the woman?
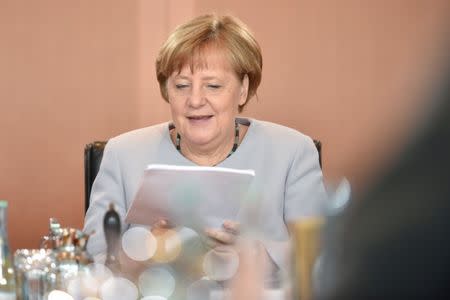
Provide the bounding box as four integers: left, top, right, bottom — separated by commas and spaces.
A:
84, 14, 327, 290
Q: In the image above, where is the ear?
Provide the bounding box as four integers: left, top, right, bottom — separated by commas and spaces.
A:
239, 74, 249, 106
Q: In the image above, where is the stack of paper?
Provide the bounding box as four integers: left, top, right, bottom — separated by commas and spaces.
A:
125, 164, 255, 232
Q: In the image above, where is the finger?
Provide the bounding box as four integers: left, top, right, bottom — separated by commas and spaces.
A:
153, 219, 165, 228
223, 220, 240, 234
205, 228, 236, 245
201, 233, 224, 250
153, 219, 175, 229
204, 236, 220, 249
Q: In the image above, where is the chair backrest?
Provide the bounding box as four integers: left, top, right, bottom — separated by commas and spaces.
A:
313, 139, 322, 168
84, 141, 107, 213
84, 139, 323, 213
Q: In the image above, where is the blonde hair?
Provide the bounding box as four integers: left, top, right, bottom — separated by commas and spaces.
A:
156, 14, 262, 112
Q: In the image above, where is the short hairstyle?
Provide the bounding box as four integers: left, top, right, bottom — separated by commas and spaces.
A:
156, 14, 263, 112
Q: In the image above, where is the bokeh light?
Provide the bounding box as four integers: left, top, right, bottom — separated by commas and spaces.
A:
67, 276, 86, 300
48, 290, 74, 300
122, 227, 157, 261
328, 178, 351, 214
178, 227, 199, 241
66, 263, 113, 299
138, 266, 176, 298
186, 279, 223, 300
81, 263, 113, 295
177, 227, 202, 255
99, 277, 139, 300
202, 246, 239, 281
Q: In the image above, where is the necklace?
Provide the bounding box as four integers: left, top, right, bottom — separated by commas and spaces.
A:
176, 121, 240, 160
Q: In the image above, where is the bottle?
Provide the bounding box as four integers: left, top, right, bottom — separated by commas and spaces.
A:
0, 200, 16, 300
103, 203, 121, 274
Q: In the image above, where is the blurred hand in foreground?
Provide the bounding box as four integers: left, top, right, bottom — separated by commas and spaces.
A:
227, 240, 268, 300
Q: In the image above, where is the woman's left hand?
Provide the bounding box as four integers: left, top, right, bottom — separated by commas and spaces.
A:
204, 220, 240, 248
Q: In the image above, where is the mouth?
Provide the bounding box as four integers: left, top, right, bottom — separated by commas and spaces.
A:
186, 115, 213, 121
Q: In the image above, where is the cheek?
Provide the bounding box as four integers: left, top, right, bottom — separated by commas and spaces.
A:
168, 99, 183, 116
217, 91, 241, 110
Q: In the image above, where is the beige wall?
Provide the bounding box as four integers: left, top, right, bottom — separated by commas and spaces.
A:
1, 0, 448, 250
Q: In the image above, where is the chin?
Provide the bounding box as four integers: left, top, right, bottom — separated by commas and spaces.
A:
188, 137, 215, 147
184, 132, 216, 147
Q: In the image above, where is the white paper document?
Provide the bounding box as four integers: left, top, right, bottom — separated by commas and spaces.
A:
125, 164, 255, 232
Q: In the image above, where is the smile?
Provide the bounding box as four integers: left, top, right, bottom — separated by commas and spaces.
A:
187, 115, 213, 120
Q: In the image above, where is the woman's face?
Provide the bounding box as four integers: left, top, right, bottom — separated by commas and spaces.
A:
166, 49, 248, 151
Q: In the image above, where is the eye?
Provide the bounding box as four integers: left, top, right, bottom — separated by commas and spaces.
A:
175, 83, 189, 89
207, 84, 221, 89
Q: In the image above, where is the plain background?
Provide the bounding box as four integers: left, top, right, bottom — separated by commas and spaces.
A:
1, 0, 449, 250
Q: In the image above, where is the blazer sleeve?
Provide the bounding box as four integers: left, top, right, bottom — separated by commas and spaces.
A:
263, 136, 328, 279
284, 136, 328, 221
83, 138, 128, 263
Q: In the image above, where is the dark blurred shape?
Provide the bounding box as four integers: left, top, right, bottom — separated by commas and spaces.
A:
319, 62, 450, 299
84, 140, 108, 213
103, 203, 121, 274
313, 140, 322, 169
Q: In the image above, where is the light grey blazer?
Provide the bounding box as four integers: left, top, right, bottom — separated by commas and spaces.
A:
83, 118, 328, 275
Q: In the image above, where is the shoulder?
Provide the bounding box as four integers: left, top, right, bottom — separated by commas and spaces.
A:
106, 122, 169, 153
247, 118, 316, 151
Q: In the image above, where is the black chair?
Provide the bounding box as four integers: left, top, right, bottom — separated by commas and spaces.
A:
84, 139, 323, 213
313, 139, 322, 169
84, 141, 107, 213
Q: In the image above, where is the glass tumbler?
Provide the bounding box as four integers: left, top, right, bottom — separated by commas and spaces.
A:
13, 249, 57, 300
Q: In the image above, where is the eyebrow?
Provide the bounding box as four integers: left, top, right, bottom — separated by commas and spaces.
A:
172, 74, 221, 81
172, 75, 190, 80
201, 76, 220, 81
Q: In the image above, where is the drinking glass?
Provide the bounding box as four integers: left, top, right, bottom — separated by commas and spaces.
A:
14, 249, 57, 300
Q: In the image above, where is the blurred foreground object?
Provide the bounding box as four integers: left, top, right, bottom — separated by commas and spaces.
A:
15, 218, 94, 299
227, 240, 267, 300
290, 217, 324, 300
39, 219, 93, 293
14, 249, 55, 300
319, 62, 450, 299
0, 200, 16, 299
103, 203, 121, 274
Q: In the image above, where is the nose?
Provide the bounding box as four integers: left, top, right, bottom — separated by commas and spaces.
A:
187, 85, 206, 108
